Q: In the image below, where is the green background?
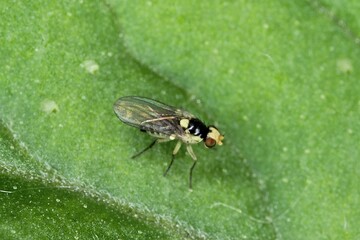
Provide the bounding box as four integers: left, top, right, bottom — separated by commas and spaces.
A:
1, 1, 359, 239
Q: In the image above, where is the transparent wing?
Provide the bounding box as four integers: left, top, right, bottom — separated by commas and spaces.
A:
113, 96, 194, 136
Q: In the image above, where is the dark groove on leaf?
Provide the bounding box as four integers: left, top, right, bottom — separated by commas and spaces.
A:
102, 0, 193, 99
0, 119, 206, 239
307, 0, 360, 46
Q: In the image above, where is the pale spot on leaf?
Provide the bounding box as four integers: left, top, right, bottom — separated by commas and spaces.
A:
41, 100, 59, 114
336, 58, 353, 73
80, 60, 99, 74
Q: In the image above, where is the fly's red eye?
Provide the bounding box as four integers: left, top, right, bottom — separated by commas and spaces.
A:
205, 137, 216, 148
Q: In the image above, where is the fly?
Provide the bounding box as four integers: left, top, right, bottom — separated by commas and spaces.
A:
113, 96, 224, 189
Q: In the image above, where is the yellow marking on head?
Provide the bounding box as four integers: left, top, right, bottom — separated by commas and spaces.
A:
180, 119, 190, 128
208, 127, 224, 146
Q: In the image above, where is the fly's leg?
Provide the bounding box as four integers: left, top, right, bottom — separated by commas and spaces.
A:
186, 145, 197, 189
189, 161, 197, 189
164, 141, 182, 176
131, 138, 171, 159
131, 139, 157, 159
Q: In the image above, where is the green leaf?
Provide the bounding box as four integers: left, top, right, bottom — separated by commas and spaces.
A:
1, 0, 359, 239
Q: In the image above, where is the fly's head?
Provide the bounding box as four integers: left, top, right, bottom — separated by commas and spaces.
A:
204, 126, 224, 148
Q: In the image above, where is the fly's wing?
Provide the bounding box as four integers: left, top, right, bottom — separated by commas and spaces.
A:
113, 96, 194, 137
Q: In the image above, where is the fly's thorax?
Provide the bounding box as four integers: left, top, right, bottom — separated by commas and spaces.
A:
180, 118, 208, 138
179, 118, 208, 144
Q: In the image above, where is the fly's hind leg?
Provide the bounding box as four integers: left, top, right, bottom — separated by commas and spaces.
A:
131, 138, 171, 159
131, 139, 158, 159
186, 145, 197, 189
164, 141, 182, 176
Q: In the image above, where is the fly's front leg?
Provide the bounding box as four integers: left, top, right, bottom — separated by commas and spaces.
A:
186, 145, 197, 189
164, 141, 182, 177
